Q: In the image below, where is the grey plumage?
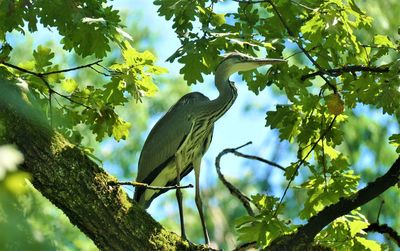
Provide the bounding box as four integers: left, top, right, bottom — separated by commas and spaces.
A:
133, 52, 285, 244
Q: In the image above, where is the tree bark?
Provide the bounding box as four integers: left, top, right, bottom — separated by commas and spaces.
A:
0, 82, 209, 251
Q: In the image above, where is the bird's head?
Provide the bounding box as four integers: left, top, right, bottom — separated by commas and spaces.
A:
217, 52, 286, 76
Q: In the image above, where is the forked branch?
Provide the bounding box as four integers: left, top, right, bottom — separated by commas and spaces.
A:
216, 141, 285, 216
0, 60, 105, 109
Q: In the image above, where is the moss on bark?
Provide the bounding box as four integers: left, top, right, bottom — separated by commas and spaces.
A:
0, 81, 210, 251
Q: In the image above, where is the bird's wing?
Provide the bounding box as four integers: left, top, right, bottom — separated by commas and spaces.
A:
135, 92, 210, 184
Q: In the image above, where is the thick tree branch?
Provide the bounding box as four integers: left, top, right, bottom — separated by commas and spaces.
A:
267, 156, 400, 250
0, 82, 211, 251
364, 223, 400, 247
301, 65, 390, 81
232, 241, 257, 251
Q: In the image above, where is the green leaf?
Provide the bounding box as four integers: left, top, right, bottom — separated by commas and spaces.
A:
355, 237, 382, 251
389, 134, 400, 153
0, 43, 12, 61
266, 105, 299, 141
33, 46, 54, 71
235, 215, 257, 228
178, 53, 207, 84
348, 220, 368, 237
373, 35, 395, 48
211, 13, 226, 26
110, 41, 166, 101
112, 118, 131, 141
61, 79, 78, 93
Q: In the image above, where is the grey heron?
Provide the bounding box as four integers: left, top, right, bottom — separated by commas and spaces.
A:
134, 52, 285, 244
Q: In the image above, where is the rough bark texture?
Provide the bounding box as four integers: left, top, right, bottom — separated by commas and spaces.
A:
0, 82, 210, 251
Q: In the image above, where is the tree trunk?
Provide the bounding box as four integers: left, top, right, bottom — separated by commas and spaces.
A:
0, 82, 208, 251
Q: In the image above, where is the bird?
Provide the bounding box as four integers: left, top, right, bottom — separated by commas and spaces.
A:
133, 52, 285, 244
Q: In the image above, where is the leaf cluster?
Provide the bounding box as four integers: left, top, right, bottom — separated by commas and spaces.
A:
235, 194, 293, 247
0, 1, 167, 144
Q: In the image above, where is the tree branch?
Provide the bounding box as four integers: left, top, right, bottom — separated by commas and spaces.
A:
40, 60, 103, 76
215, 141, 285, 216
232, 241, 257, 251
0, 60, 106, 109
276, 116, 337, 215
267, 156, 400, 250
229, 148, 285, 171
0, 60, 103, 77
108, 181, 194, 191
301, 65, 390, 81
235, 0, 338, 92
216, 142, 255, 216
364, 223, 400, 247
263, 0, 337, 93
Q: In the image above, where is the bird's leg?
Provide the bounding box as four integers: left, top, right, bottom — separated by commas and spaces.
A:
175, 152, 187, 240
193, 158, 210, 244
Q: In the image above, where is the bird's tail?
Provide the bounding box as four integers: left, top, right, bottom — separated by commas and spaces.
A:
133, 187, 151, 209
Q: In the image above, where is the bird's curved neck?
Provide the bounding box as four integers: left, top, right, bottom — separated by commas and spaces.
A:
203, 66, 237, 120
215, 67, 231, 94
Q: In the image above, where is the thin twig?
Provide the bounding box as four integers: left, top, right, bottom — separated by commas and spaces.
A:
216, 142, 254, 216
49, 91, 53, 127
1, 61, 38, 75
108, 181, 193, 192
216, 141, 286, 216
263, 0, 337, 93
1, 61, 93, 109
284, 49, 309, 60
376, 200, 384, 223
1, 60, 102, 76
301, 65, 389, 81
40, 60, 103, 76
290, 0, 315, 11
89, 65, 111, 77
231, 151, 286, 171
275, 116, 337, 216
234, 0, 316, 11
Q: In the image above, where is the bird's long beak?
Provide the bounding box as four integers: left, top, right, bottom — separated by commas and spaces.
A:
235, 58, 286, 73
252, 58, 286, 65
